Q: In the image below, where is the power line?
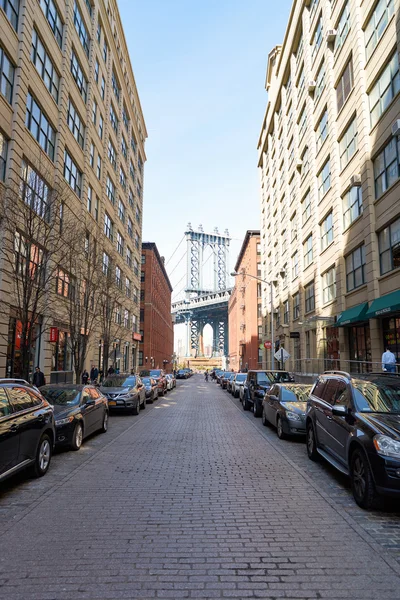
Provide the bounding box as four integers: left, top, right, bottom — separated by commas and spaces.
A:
168, 252, 186, 277
165, 235, 185, 266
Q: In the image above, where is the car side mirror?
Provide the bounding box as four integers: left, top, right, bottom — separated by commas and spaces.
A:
332, 405, 348, 416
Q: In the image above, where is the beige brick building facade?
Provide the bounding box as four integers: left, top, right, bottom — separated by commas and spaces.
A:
258, 0, 400, 374
0, 0, 146, 381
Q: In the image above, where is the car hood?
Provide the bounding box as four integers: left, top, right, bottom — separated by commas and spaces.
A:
100, 387, 133, 394
282, 401, 307, 415
360, 413, 400, 439
53, 405, 76, 419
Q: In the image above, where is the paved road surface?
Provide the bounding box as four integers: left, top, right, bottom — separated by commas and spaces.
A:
0, 376, 399, 599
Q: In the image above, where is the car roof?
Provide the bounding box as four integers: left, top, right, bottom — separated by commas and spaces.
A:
41, 384, 90, 390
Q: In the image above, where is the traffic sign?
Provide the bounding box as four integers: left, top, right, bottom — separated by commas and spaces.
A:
264, 340, 272, 349
274, 348, 290, 363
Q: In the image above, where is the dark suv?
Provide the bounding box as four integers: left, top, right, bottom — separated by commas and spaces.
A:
306, 371, 400, 509
0, 379, 55, 483
100, 374, 146, 414
241, 370, 295, 417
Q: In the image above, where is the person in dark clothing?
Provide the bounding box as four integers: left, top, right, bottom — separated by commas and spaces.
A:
32, 366, 45, 388
82, 370, 89, 384
90, 366, 99, 383
107, 366, 115, 375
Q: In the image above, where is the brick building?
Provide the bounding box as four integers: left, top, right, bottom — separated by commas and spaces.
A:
139, 242, 173, 372
228, 231, 261, 371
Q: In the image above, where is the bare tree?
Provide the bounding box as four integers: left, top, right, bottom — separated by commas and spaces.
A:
0, 161, 80, 380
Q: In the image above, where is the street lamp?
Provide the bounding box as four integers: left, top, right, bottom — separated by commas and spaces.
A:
231, 270, 278, 370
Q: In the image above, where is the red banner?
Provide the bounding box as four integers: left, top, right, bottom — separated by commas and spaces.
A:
50, 327, 59, 343
133, 332, 142, 341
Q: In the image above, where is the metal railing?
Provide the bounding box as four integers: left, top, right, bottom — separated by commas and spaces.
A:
289, 358, 398, 378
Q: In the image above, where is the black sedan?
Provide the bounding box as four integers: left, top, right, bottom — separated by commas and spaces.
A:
40, 384, 108, 451
221, 372, 235, 389
262, 384, 312, 438
176, 369, 188, 379
142, 377, 159, 403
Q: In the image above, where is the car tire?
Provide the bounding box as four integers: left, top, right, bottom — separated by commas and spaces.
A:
132, 399, 140, 415
100, 410, 108, 433
242, 395, 250, 411
30, 434, 52, 477
253, 400, 262, 418
350, 449, 378, 510
147, 397, 153, 404
71, 422, 83, 451
306, 422, 319, 461
276, 416, 286, 439
262, 407, 269, 427
141, 397, 146, 409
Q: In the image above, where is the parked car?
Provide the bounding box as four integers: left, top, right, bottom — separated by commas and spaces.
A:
222, 372, 235, 390
306, 371, 400, 509
231, 373, 247, 398
240, 370, 295, 417
140, 369, 167, 396
101, 374, 146, 414
216, 371, 226, 384
165, 374, 176, 389
183, 368, 193, 378
0, 379, 55, 482
41, 384, 108, 450
262, 384, 312, 438
141, 377, 159, 403
176, 369, 188, 379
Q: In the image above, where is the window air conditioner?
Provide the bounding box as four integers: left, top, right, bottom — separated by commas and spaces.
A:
391, 120, 400, 136
326, 29, 337, 43
308, 80, 316, 93
296, 159, 303, 171
349, 174, 362, 187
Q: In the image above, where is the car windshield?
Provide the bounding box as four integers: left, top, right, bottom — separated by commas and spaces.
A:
257, 373, 275, 384
269, 372, 292, 382
102, 376, 137, 388
41, 388, 81, 406
142, 378, 151, 385
224, 372, 234, 377
178, 370, 185, 374
281, 385, 312, 403
150, 370, 162, 377
353, 379, 400, 413
235, 374, 246, 382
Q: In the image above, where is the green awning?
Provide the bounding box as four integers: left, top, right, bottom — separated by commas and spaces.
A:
366, 290, 400, 318
336, 302, 369, 326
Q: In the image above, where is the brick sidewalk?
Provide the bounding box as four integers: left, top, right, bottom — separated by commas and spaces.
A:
0, 377, 399, 599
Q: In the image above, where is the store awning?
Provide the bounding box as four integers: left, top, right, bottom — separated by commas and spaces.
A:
366, 290, 400, 318
336, 302, 369, 326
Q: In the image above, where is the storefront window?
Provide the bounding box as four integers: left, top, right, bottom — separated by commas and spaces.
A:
348, 324, 371, 373
323, 326, 340, 370
6, 318, 39, 379
52, 330, 72, 372
382, 317, 400, 363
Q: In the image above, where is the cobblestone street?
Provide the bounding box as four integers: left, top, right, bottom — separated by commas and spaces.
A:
1, 376, 400, 599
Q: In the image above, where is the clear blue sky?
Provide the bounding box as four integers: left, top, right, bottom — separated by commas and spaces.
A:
119, 0, 293, 297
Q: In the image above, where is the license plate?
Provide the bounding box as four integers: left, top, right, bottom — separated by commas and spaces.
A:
108, 400, 117, 406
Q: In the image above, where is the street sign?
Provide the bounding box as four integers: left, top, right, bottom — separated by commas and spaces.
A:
274, 348, 290, 363
290, 332, 300, 339
264, 340, 272, 349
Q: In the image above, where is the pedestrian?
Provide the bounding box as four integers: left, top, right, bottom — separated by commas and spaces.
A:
90, 365, 99, 383
32, 366, 46, 388
382, 347, 397, 373
204, 370, 209, 382
107, 366, 115, 375
99, 369, 104, 384
82, 369, 89, 384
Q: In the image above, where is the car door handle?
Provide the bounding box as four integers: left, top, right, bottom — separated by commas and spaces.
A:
10, 424, 18, 432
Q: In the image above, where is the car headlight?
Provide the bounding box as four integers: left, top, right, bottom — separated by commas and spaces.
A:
373, 434, 400, 459
56, 416, 74, 426
285, 411, 302, 421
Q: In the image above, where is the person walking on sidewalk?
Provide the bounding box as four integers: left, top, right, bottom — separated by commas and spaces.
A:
33, 366, 46, 388
90, 365, 99, 384
382, 348, 397, 373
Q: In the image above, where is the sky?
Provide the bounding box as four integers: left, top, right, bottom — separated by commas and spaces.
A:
119, 0, 293, 298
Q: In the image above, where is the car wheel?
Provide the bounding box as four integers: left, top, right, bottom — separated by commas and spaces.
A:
160, 388, 164, 397
132, 399, 140, 415
242, 395, 250, 411
100, 410, 108, 433
71, 422, 83, 451
262, 407, 269, 427
306, 422, 319, 461
147, 397, 153, 404
30, 434, 52, 477
276, 416, 286, 439
350, 449, 378, 510
253, 400, 262, 418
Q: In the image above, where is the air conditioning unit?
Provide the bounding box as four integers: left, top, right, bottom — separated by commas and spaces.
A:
349, 174, 362, 187
391, 120, 400, 136
296, 159, 303, 171
326, 29, 337, 43
308, 80, 316, 93
240, 304, 245, 310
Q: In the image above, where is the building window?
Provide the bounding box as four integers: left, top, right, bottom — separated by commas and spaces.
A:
126, 247, 132, 268
334, 2, 350, 54
104, 213, 113, 241
316, 108, 328, 152
115, 267, 122, 289
379, 217, 400, 274
92, 99, 97, 125
118, 199, 125, 223
312, 15, 323, 61
346, 245, 366, 291
25, 93, 56, 160
101, 75, 105, 100
94, 196, 99, 221
70, 50, 88, 102
87, 185, 92, 213
96, 154, 101, 179
322, 267, 336, 304
94, 58, 99, 83
112, 69, 120, 102
131, 135, 137, 154
67, 99, 85, 148
373, 136, 400, 199
56, 267, 75, 299
0, 131, 7, 181
14, 231, 44, 283
369, 52, 399, 128
301, 191, 311, 225
297, 63, 305, 93
63, 150, 82, 197
117, 232, 124, 256
121, 135, 127, 160
339, 117, 357, 169
125, 277, 131, 298
20, 161, 50, 219
39, 0, 63, 46
318, 158, 331, 199
122, 104, 129, 131
135, 231, 140, 250
314, 61, 325, 102
119, 166, 126, 191
301, 146, 309, 177
321, 212, 334, 250
127, 217, 133, 238
128, 187, 134, 207
102, 251, 110, 275
98, 114, 103, 139
130, 160, 135, 181
110, 103, 118, 134
293, 292, 300, 320
303, 234, 313, 268
115, 304, 121, 324
73, 1, 90, 56
30, 31, 60, 103
298, 105, 307, 141
137, 182, 142, 199
336, 58, 353, 112
365, 0, 394, 61
141, 271, 145, 282
343, 186, 362, 229
106, 175, 115, 204
89, 142, 94, 167
283, 299, 289, 324
108, 139, 117, 170
133, 286, 139, 303
97, 20, 101, 43
141, 253, 146, 264
292, 251, 299, 280
305, 281, 315, 313
103, 39, 108, 63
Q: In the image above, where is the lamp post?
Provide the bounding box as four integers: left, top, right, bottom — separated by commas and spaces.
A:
231, 270, 278, 370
